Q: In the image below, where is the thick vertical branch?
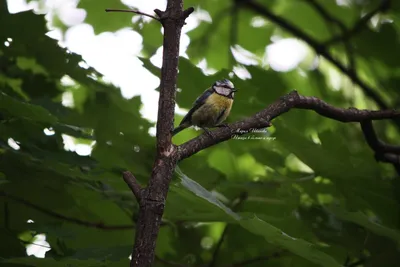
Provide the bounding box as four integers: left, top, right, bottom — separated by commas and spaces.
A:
129, 2, 194, 267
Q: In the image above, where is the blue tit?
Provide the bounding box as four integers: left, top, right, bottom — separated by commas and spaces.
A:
172, 79, 237, 136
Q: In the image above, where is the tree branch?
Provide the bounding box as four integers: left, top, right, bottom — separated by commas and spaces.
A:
129, 2, 194, 267
325, 0, 391, 45
306, 0, 347, 32
178, 91, 400, 161
360, 120, 400, 174
0, 191, 134, 230
209, 192, 248, 267
105, 8, 160, 21
122, 171, 143, 202
238, 0, 389, 110
306, 0, 356, 69
360, 121, 400, 154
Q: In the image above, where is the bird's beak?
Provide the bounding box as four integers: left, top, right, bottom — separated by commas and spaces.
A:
232, 88, 238, 92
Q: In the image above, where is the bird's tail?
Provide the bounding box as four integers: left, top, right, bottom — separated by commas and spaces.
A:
172, 125, 187, 136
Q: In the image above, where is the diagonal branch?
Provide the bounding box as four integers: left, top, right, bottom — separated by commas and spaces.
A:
325, 0, 391, 45
238, 0, 389, 110
306, 0, 347, 32
360, 120, 400, 174
0, 191, 134, 230
306, 0, 356, 69
177, 91, 400, 160
360, 121, 400, 154
123, 171, 143, 202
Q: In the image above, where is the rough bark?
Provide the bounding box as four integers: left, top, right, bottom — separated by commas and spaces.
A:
128, 1, 194, 266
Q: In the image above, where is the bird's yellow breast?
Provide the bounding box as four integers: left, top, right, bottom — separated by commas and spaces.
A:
191, 93, 233, 127
206, 93, 233, 109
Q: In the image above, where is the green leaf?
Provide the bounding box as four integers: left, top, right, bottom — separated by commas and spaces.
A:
0, 92, 57, 124
133, 22, 162, 56
328, 206, 400, 244
78, 0, 132, 34
354, 23, 400, 68
239, 215, 341, 267
171, 167, 240, 221
2, 257, 108, 267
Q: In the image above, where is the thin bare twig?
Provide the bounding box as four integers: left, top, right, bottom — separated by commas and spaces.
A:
0, 191, 134, 230
20, 240, 51, 249
209, 192, 248, 267
105, 8, 160, 21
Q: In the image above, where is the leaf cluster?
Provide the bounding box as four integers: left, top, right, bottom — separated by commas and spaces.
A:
1, 0, 400, 266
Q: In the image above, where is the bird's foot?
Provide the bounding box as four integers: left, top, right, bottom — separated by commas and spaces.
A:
217, 123, 230, 128
216, 123, 232, 132
201, 127, 215, 138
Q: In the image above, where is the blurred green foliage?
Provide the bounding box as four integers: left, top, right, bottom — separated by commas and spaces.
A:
1, 0, 400, 266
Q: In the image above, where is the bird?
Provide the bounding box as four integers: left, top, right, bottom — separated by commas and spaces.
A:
172, 79, 237, 136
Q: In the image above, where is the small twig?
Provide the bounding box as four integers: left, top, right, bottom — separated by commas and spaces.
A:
208, 224, 229, 267
208, 192, 248, 267
123, 171, 143, 202
105, 8, 160, 21
0, 191, 134, 230
325, 0, 391, 45
20, 240, 51, 249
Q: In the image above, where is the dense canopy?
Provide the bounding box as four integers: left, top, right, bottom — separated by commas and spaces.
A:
1, 0, 400, 266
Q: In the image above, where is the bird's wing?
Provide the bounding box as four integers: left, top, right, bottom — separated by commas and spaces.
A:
216, 108, 226, 125
179, 88, 213, 126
